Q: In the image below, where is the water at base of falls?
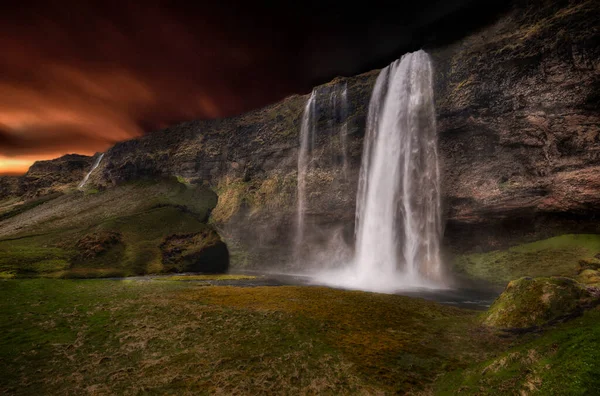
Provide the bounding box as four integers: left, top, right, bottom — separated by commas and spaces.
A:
312, 50, 446, 293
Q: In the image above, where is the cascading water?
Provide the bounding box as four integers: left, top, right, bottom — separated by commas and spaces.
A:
339, 82, 349, 180
316, 50, 444, 292
78, 153, 105, 189
294, 84, 350, 266
295, 90, 317, 262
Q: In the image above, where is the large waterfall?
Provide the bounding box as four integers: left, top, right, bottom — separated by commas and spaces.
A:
316, 50, 444, 292
78, 153, 105, 189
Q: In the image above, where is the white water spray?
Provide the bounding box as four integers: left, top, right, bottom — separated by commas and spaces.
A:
78, 153, 104, 189
316, 50, 444, 292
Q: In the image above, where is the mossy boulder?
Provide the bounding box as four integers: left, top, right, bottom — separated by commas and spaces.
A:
483, 277, 596, 329
578, 269, 600, 286
160, 230, 229, 273
578, 257, 600, 272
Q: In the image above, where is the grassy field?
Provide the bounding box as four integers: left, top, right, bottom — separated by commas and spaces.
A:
2, 279, 599, 394
0, 279, 510, 395
453, 234, 600, 285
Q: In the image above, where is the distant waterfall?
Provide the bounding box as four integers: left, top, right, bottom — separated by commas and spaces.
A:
316, 50, 444, 292
295, 90, 317, 260
78, 153, 104, 189
295, 84, 350, 264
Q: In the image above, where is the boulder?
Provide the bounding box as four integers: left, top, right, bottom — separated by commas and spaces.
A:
483, 277, 597, 329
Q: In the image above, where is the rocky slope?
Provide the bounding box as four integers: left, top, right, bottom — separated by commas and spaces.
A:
1, 0, 598, 273
0, 154, 96, 199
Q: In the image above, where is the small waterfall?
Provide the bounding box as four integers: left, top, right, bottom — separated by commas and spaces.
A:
295, 90, 317, 261
78, 153, 104, 189
316, 50, 444, 292
295, 83, 350, 265
339, 83, 349, 180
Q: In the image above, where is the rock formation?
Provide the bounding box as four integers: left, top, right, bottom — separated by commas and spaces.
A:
1, 0, 598, 273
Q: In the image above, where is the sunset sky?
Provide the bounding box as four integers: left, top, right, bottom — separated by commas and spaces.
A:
0, 0, 505, 175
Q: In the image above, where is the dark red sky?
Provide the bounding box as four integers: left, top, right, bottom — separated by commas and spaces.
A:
0, 0, 508, 174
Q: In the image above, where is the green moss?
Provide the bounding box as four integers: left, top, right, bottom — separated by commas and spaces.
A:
435, 307, 600, 395
210, 172, 296, 224
156, 274, 257, 281
0, 280, 510, 394
454, 234, 600, 285
483, 277, 594, 329
0, 235, 76, 277
0, 179, 220, 278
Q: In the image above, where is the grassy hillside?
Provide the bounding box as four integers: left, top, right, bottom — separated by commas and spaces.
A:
0, 178, 224, 278
453, 234, 600, 286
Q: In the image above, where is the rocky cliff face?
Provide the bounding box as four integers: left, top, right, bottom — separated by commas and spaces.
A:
4, 0, 598, 270
0, 176, 19, 199
3, 154, 96, 198
433, 0, 600, 251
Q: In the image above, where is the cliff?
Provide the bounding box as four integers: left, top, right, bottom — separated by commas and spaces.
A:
1, 0, 598, 273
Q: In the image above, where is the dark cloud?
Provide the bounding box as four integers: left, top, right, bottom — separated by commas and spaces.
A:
0, 0, 510, 174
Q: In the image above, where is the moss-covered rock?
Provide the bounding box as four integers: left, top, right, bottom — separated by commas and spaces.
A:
578, 257, 600, 272
483, 277, 596, 329
578, 269, 600, 286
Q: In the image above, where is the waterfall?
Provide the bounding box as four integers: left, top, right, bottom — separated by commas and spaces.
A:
316, 50, 444, 292
295, 90, 317, 261
339, 82, 349, 180
295, 83, 350, 265
78, 153, 104, 189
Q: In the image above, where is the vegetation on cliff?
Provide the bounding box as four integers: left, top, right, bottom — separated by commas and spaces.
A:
0, 178, 226, 278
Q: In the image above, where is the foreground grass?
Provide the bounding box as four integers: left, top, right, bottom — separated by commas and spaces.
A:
435, 307, 600, 395
0, 279, 512, 395
155, 274, 258, 281
454, 234, 600, 285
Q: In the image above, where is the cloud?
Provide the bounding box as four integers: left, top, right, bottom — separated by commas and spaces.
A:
0, 0, 509, 175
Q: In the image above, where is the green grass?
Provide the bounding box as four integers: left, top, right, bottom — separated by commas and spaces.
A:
156, 274, 257, 281
0, 179, 221, 278
0, 279, 512, 395
454, 234, 600, 285
435, 307, 600, 395
0, 193, 62, 222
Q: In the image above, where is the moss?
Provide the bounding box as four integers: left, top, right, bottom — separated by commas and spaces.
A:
483, 277, 594, 329
210, 172, 296, 224
0, 279, 513, 394
454, 234, 600, 285
0, 236, 76, 277
210, 177, 250, 223
156, 274, 257, 281
435, 307, 600, 395
0, 180, 221, 278
578, 269, 600, 285
0, 271, 16, 279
